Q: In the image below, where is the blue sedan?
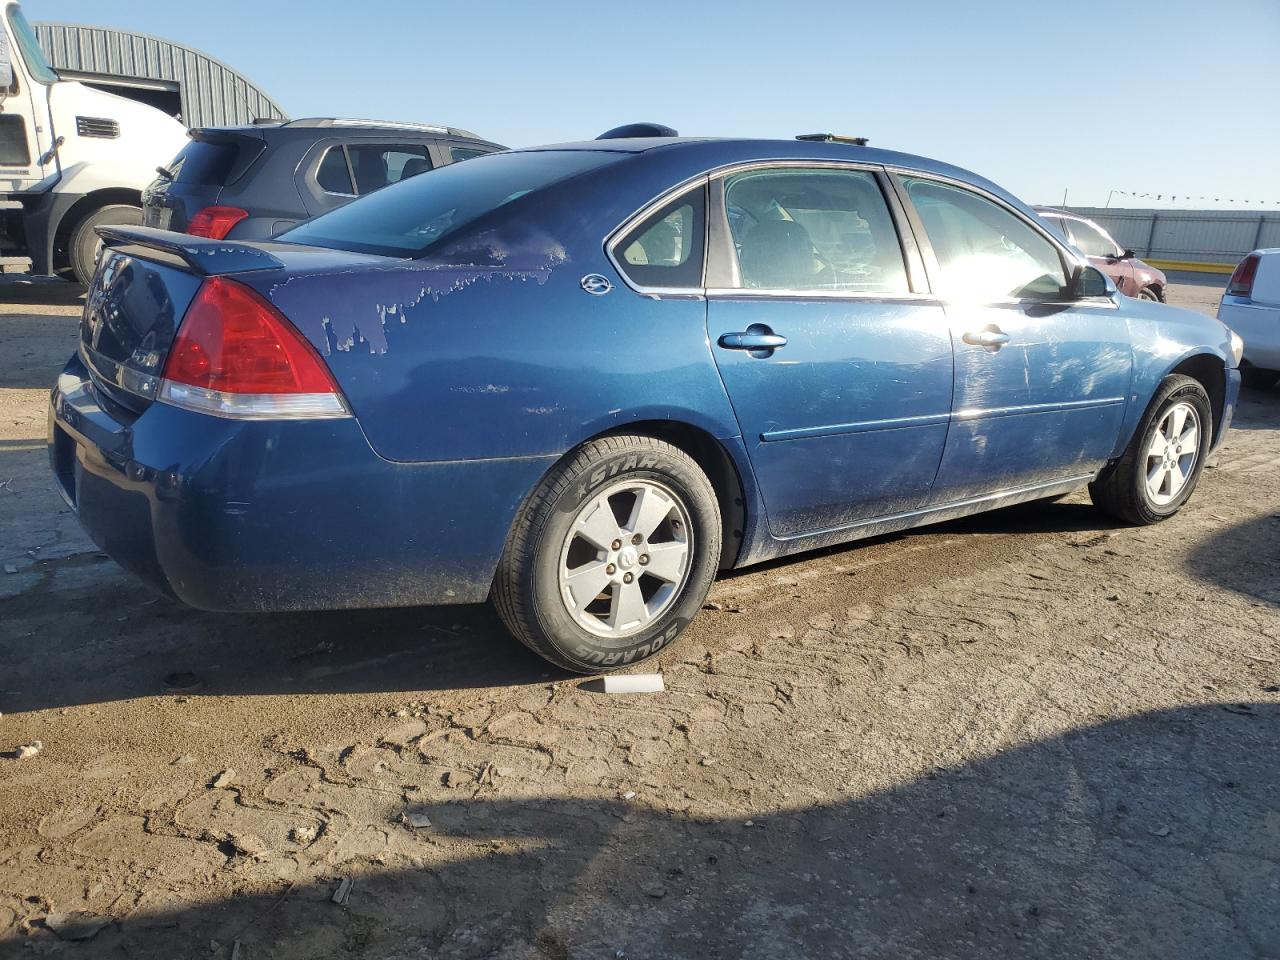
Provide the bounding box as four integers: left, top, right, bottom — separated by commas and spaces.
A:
49, 129, 1242, 672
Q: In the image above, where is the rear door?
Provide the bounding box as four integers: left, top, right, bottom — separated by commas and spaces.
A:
895, 174, 1132, 500
704, 164, 953, 539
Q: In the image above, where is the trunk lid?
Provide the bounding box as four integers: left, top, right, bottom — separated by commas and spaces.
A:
79, 226, 391, 414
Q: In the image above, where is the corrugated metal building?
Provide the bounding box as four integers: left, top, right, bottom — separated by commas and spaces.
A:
32, 22, 285, 128
1063, 207, 1279, 270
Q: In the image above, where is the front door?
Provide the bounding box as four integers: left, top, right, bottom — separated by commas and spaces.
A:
897, 176, 1132, 501
706, 166, 953, 539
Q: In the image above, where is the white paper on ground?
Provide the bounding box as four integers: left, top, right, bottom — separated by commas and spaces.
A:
601, 674, 665, 694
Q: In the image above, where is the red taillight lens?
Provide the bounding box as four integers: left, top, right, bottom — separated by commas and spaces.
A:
187, 205, 249, 240
1227, 254, 1259, 298
159, 277, 348, 419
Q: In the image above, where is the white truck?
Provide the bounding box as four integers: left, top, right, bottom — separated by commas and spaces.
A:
0, 1, 186, 283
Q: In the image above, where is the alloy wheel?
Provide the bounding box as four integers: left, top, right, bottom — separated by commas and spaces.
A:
557, 479, 693, 638
1145, 401, 1200, 506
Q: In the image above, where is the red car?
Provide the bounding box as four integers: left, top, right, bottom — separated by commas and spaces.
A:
1036, 208, 1167, 301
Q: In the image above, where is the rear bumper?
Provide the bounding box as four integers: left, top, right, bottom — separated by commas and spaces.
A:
48, 355, 553, 611
1219, 298, 1280, 371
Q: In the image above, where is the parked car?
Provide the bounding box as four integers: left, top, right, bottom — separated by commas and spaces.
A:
51, 131, 1242, 673
1217, 249, 1280, 387
1036, 208, 1167, 301
142, 118, 504, 240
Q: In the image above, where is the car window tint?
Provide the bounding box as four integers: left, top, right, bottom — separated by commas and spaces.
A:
615, 188, 705, 289
904, 178, 1066, 300
281, 149, 618, 258
450, 145, 495, 163
723, 168, 908, 293
346, 143, 433, 194
316, 146, 354, 194
1067, 219, 1119, 258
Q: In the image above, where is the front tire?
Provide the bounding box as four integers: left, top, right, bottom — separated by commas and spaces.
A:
493, 435, 721, 674
1137, 285, 1162, 302
1089, 374, 1212, 524
69, 204, 143, 285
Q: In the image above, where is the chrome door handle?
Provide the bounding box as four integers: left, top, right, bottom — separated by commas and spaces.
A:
962, 326, 1011, 352
718, 324, 787, 354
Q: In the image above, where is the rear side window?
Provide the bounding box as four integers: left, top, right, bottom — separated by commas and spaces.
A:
316, 147, 354, 194
614, 187, 706, 289
281, 149, 618, 257
347, 143, 432, 192
317, 143, 433, 196
723, 167, 909, 293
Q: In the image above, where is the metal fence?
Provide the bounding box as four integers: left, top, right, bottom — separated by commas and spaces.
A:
1062, 208, 1279, 270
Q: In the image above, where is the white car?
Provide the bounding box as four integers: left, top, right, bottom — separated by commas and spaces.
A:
1218, 249, 1280, 388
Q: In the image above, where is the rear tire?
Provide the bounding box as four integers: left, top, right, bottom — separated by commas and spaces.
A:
1089, 374, 1212, 524
69, 204, 143, 285
493, 435, 721, 673
1240, 365, 1279, 390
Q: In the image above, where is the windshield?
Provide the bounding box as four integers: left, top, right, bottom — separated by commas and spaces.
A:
280, 149, 618, 257
7, 7, 58, 85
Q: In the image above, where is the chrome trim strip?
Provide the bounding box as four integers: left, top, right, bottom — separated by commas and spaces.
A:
706, 288, 939, 302
954, 396, 1125, 421
773, 473, 1096, 543
761, 412, 951, 442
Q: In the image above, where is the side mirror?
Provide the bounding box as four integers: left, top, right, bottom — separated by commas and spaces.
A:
1121, 248, 1136, 260
1069, 264, 1110, 300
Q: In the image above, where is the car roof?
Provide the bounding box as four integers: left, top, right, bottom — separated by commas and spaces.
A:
510, 137, 1018, 204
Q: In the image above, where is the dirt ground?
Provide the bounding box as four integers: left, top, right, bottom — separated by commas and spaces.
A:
1, 275, 1277, 959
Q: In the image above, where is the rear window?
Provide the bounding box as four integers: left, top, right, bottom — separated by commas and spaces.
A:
169, 137, 263, 186
279, 149, 617, 257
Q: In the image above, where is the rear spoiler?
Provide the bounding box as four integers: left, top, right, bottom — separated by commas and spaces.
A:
95, 225, 285, 276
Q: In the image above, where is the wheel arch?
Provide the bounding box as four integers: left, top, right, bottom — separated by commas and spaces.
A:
52, 188, 144, 272
589, 420, 748, 570
1167, 352, 1226, 446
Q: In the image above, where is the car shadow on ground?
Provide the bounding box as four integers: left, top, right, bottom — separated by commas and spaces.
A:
1186, 514, 1280, 608
6, 703, 1275, 959
2, 493, 1131, 715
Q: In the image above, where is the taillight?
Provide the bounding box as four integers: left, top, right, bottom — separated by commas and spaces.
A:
158, 276, 349, 419
187, 205, 249, 240
1227, 254, 1259, 298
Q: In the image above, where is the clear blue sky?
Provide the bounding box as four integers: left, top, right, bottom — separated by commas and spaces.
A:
34, 0, 1280, 209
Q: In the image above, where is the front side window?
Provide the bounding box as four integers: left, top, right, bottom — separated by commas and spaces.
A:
615, 188, 705, 289
1067, 219, 1121, 259
722, 167, 909, 293
903, 177, 1067, 301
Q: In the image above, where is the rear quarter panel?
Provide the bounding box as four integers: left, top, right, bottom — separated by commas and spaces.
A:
255, 157, 744, 464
